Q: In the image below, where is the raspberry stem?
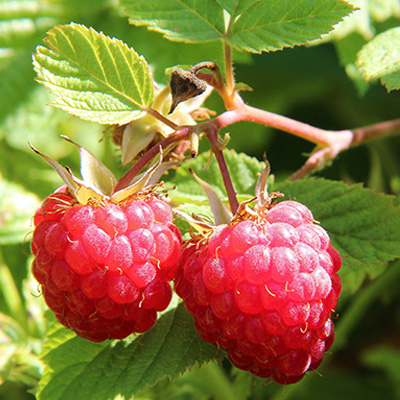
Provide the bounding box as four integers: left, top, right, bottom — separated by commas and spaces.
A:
223, 41, 235, 95
206, 127, 239, 214
195, 105, 400, 179
115, 126, 191, 192
121, 92, 400, 192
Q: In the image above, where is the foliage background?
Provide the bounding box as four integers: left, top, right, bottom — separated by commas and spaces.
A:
1, 0, 400, 399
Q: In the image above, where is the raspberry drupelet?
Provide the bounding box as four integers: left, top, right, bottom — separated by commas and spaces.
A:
32, 185, 181, 342
175, 199, 342, 384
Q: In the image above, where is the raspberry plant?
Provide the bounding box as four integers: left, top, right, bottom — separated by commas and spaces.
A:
2, 1, 400, 399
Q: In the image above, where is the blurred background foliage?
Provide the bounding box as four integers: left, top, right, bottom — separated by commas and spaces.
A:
1, 0, 400, 399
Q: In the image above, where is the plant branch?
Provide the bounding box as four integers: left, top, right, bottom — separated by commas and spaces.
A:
144, 107, 179, 130
238, 104, 353, 147
351, 118, 400, 145
194, 62, 242, 110
115, 126, 191, 192
206, 128, 239, 214
196, 106, 400, 179
141, 102, 400, 187
224, 41, 235, 93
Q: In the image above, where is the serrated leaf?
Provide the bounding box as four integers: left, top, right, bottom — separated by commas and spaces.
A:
170, 149, 265, 203
33, 23, 154, 125
357, 27, 400, 91
227, 0, 354, 53
0, 179, 40, 244
216, 0, 256, 15
276, 178, 400, 294
37, 303, 218, 400
313, 0, 372, 44
120, 0, 226, 42
120, 0, 353, 54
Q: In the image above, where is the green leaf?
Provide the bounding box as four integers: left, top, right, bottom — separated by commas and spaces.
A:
120, 0, 226, 42
313, 0, 372, 44
168, 150, 266, 235
227, 0, 354, 53
120, 0, 353, 53
231, 368, 253, 400
276, 178, 400, 294
216, 0, 256, 15
0, 179, 39, 244
33, 23, 154, 125
356, 27, 400, 91
37, 303, 218, 400
170, 149, 265, 204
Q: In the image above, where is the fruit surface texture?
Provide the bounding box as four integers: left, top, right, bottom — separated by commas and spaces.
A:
175, 200, 342, 384
31, 186, 181, 342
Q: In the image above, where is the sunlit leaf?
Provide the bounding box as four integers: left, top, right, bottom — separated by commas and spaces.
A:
33, 23, 154, 125
357, 26, 400, 91
120, 0, 226, 42
227, 0, 354, 53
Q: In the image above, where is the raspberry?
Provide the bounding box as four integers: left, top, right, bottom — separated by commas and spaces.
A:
31, 186, 180, 342
175, 200, 341, 384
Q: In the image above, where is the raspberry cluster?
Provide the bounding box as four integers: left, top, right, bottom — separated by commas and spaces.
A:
31, 187, 181, 342
175, 200, 342, 384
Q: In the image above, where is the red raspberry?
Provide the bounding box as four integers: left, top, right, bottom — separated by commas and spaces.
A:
175, 200, 341, 384
31, 186, 181, 342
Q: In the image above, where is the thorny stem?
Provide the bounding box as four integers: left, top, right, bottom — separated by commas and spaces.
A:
206, 128, 240, 214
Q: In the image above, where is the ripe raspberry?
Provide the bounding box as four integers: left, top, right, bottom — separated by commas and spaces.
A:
175, 199, 341, 384
32, 186, 181, 342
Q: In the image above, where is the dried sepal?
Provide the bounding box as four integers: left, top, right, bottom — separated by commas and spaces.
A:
29, 143, 79, 194
189, 169, 232, 225
111, 149, 166, 202
255, 159, 271, 204
30, 139, 175, 206
61, 136, 117, 197
121, 116, 158, 165
174, 208, 215, 236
